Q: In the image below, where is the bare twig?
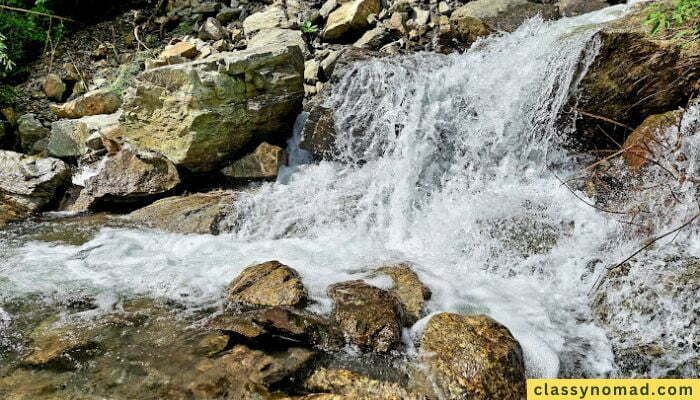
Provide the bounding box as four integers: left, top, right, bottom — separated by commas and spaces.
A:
0, 5, 75, 22
576, 109, 634, 130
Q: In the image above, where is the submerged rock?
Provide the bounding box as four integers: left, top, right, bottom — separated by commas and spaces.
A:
370, 263, 431, 325
22, 322, 102, 371
120, 45, 304, 172
591, 251, 700, 377
420, 312, 526, 400
127, 191, 238, 234
228, 261, 309, 308
50, 89, 122, 119
327, 280, 404, 353
0, 151, 69, 225
305, 368, 427, 399
189, 345, 315, 397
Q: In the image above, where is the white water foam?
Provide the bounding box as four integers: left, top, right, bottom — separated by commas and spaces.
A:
1, 3, 695, 378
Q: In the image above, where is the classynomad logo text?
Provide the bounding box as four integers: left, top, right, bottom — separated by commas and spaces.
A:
527, 379, 700, 400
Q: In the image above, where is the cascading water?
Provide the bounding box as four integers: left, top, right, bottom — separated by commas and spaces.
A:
1, 3, 697, 379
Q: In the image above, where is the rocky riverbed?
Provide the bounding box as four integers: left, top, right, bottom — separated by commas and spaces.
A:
1, 0, 699, 398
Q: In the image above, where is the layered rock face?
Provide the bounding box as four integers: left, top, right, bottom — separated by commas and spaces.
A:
120, 44, 304, 172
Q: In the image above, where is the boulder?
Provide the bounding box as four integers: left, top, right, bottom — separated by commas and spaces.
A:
420, 313, 526, 400
590, 250, 700, 377
48, 112, 121, 158
17, 114, 50, 153
199, 17, 228, 41
220, 142, 287, 180
370, 263, 431, 325
621, 110, 683, 171
322, 0, 381, 42
438, 10, 493, 48
71, 147, 180, 210
558, 0, 608, 17
574, 9, 700, 149
50, 88, 122, 119
160, 41, 199, 59
42, 73, 66, 101
0, 151, 69, 225
450, 0, 559, 32
227, 261, 309, 308
120, 45, 304, 172
327, 280, 404, 352
354, 26, 393, 49
242, 6, 289, 36
127, 191, 238, 234
248, 28, 309, 57
305, 368, 427, 399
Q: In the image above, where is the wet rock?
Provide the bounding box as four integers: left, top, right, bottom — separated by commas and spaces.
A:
438, 9, 493, 48
327, 280, 404, 352
451, 0, 559, 32
420, 312, 526, 400
575, 9, 700, 149
301, 48, 380, 159
221, 142, 287, 180
622, 110, 683, 171
243, 6, 289, 35
0, 151, 69, 225
23, 321, 101, 371
127, 191, 238, 234
42, 73, 66, 101
558, 0, 608, 17
199, 17, 228, 40
120, 44, 304, 172
189, 345, 315, 397
50, 88, 122, 119
48, 112, 121, 158
370, 263, 431, 325
196, 333, 231, 357
160, 41, 199, 59
71, 147, 180, 210
305, 368, 427, 399
228, 261, 309, 308
590, 250, 700, 377
210, 306, 344, 349
322, 0, 381, 42
17, 114, 50, 154
248, 28, 309, 58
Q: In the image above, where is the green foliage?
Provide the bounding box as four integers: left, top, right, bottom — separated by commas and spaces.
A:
300, 20, 319, 35
645, 0, 700, 36
0, 0, 67, 79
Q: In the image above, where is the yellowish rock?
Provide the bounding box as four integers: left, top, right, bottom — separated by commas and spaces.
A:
420, 313, 526, 400
228, 261, 309, 307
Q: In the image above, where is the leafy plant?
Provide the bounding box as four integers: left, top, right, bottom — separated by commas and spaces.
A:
645, 0, 700, 35
300, 20, 319, 35
0, 33, 16, 75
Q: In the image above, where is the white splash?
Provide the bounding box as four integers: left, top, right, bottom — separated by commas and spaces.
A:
1, 3, 693, 379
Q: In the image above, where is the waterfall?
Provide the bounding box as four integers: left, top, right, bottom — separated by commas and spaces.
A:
1, 4, 696, 378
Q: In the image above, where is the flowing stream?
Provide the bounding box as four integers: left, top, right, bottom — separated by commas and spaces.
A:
1, 2, 698, 379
